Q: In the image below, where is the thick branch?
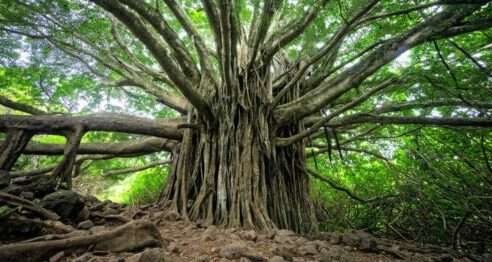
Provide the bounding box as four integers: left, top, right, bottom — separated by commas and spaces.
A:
276, 78, 396, 147
52, 126, 85, 188
0, 129, 33, 171
263, 0, 328, 61
275, 3, 490, 124
0, 96, 46, 115
91, 0, 213, 121
307, 145, 389, 161
249, 0, 278, 66
0, 114, 184, 140
163, 0, 216, 81
103, 159, 171, 177
331, 114, 492, 128
9, 137, 177, 156
118, 0, 200, 82
374, 99, 492, 114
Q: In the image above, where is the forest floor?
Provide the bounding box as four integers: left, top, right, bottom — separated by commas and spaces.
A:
0, 191, 488, 262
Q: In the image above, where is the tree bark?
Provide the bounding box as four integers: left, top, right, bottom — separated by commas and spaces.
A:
0, 129, 33, 171
162, 72, 318, 233
52, 126, 85, 189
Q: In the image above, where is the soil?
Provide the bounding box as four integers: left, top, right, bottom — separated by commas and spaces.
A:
1, 192, 490, 262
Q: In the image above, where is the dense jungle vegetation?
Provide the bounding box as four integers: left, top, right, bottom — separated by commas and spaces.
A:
0, 0, 491, 257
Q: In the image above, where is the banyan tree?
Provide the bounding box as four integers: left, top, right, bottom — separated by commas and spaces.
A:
1, 0, 492, 233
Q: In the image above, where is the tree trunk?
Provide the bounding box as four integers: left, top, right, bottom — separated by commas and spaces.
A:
162, 71, 318, 233
0, 129, 33, 171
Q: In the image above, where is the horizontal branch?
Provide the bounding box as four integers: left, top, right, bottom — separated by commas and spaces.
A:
308, 169, 395, 204
0, 114, 184, 140
0, 96, 47, 115
275, 3, 490, 124
306, 145, 389, 161
276, 78, 396, 147
331, 114, 492, 128
103, 159, 171, 177
374, 99, 492, 114
10, 154, 147, 177
91, 0, 213, 121
7, 137, 177, 156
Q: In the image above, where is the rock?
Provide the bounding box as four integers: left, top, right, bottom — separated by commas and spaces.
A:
239, 258, 251, 262
40, 190, 85, 222
167, 242, 180, 253
436, 254, 453, 262
358, 237, 377, 252
225, 227, 238, 234
195, 255, 210, 262
312, 240, 329, 250
295, 236, 308, 246
297, 242, 319, 256
341, 233, 360, 246
90, 225, 107, 234
128, 248, 166, 262
271, 245, 297, 258
269, 256, 287, 262
202, 225, 217, 241
257, 231, 276, 241
319, 246, 348, 262
49, 251, 65, 262
93, 220, 163, 252
239, 230, 257, 242
73, 253, 92, 262
185, 224, 197, 231
276, 229, 296, 237
219, 244, 247, 259
274, 233, 295, 244
11, 175, 57, 198
0, 171, 11, 189
204, 225, 218, 234
77, 206, 90, 221
78, 219, 95, 229
164, 211, 181, 221
329, 233, 342, 245
202, 232, 215, 241
104, 208, 120, 215
20, 191, 34, 200
152, 211, 164, 220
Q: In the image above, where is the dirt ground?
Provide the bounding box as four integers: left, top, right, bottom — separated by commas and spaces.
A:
1, 191, 488, 262
52, 204, 485, 262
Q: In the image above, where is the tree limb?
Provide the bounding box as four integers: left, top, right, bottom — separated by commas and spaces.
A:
275, 3, 491, 124
9, 137, 177, 156
0, 114, 184, 140
0, 96, 47, 115
103, 159, 171, 177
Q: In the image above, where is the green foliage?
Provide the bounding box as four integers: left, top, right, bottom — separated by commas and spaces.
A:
310, 127, 492, 252
97, 166, 168, 206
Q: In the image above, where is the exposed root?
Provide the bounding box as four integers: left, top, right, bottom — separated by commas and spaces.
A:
9, 217, 75, 234
0, 192, 59, 220
0, 220, 163, 262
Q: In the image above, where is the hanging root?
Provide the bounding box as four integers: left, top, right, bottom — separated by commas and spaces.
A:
0, 129, 33, 171
162, 66, 318, 233
0, 220, 164, 262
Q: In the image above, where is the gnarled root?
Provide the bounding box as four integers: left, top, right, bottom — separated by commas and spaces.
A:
0, 220, 164, 262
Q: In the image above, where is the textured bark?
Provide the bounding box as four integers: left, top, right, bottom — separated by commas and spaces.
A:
0, 129, 33, 171
52, 127, 85, 189
12, 137, 177, 155
0, 114, 184, 140
162, 71, 317, 233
